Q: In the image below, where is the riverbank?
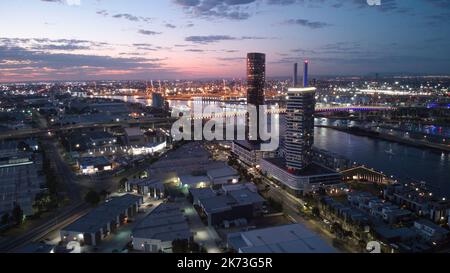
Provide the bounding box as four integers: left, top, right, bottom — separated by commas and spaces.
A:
316, 125, 450, 153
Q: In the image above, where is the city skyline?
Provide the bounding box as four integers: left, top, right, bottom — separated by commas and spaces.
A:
1, 0, 450, 82
1, 0, 450, 258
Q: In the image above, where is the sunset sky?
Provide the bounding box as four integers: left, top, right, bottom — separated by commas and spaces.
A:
0, 0, 449, 82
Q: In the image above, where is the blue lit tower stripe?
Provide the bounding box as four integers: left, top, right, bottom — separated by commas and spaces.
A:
303, 60, 309, 88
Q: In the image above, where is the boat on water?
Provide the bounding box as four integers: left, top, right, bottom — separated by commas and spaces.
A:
385, 148, 395, 155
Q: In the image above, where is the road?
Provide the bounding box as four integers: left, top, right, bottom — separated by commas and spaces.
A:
247, 167, 358, 253
42, 138, 83, 203
211, 145, 355, 252
0, 117, 175, 140
0, 203, 90, 252
1, 106, 394, 140
0, 133, 87, 252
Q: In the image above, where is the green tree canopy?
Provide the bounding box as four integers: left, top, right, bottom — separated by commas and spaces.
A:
1, 213, 9, 225
12, 205, 24, 225
84, 190, 101, 206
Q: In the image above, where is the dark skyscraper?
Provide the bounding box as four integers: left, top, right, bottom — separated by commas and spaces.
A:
293, 63, 298, 87
247, 53, 265, 106
246, 53, 266, 142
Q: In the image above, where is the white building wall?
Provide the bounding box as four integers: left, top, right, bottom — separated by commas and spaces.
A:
260, 159, 306, 191
260, 159, 341, 194
210, 175, 240, 186
133, 237, 172, 253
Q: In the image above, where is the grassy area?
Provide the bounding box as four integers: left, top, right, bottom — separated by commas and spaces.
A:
347, 180, 384, 196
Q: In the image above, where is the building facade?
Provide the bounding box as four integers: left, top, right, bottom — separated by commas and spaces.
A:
152, 93, 165, 109
60, 194, 143, 246
285, 87, 316, 171
259, 61, 341, 195
261, 158, 342, 195
246, 53, 265, 142
231, 140, 276, 167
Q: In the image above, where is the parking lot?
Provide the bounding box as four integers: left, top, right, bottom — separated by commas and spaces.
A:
178, 199, 223, 253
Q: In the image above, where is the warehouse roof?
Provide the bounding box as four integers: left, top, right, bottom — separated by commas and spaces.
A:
62, 194, 142, 234
132, 204, 191, 242
228, 224, 338, 253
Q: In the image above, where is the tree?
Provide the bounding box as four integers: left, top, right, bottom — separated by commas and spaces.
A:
189, 241, 200, 253
17, 141, 31, 152
33, 192, 52, 213
12, 205, 24, 225
267, 198, 283, 212
1, 213, 9, 225
172, 239, 189, 253
317, 188, 327, 196
84, 190, 101, 206
119, 178, 128, 191
344, 230, 353, 238
312, 207, 321, 217
331, 222, 344, 238
253, 178, 262, 185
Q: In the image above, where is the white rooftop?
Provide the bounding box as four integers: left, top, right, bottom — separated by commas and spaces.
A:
228, 224, 338, 253
179, 175, 210, 186
124, 127, 144, 137
287, 87, 316, 93
207, 165, 238, 179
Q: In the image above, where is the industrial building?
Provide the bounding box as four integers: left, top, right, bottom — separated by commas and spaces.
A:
227, 223, 338, 253
124, 127, 147, 146
125, 178, 165, 199
206, 165, 240, 186
77, 156, 113, 175
60, 194, 143, 246
178, 174, 211, 189
194, 183, 265, 226
0, 141, 44, 216
132, 203, 192, 253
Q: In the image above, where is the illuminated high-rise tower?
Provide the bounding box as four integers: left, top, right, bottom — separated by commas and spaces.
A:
285, 61, 316, 171
232, 52, 278, 168
260, 60, 341, 195
246, 53, 266, 142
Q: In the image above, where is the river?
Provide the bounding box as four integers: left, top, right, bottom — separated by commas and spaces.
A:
314, 125, 450, 196
89, 94, 450, 196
